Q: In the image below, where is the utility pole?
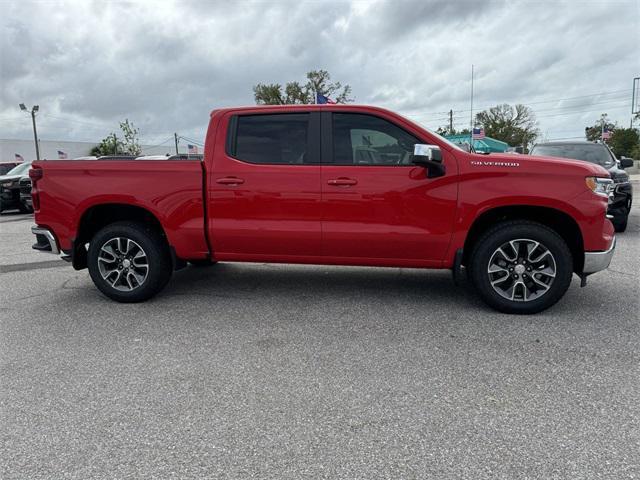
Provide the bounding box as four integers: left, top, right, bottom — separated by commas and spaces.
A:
19, 103, 40, 160
174, 133, 179, 155
469, 64, 474, 147
449, 109, 453, 134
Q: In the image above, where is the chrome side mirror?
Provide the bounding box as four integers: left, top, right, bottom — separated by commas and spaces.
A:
413, 144, 442, 163
412, 144, 445, 178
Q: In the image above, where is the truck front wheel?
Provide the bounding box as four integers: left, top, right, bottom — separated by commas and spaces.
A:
87, 221, 172, 302
469, 221, 573, 314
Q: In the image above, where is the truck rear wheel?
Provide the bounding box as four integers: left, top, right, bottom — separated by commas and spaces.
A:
88, 221, 172, 302
469, 220, 573, 314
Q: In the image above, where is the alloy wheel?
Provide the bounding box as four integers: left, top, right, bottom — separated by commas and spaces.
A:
487, 238, 556, 302
97, 237, 149, 291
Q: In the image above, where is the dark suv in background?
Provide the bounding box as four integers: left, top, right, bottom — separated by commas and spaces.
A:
0, 161, 33, 213
530, 141, 634, 232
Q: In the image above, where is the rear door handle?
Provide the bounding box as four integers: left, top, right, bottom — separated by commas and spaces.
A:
327, 177, 357, 186
216, 177, 245, 185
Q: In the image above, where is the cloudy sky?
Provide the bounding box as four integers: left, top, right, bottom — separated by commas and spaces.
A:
1, 0, 639, 149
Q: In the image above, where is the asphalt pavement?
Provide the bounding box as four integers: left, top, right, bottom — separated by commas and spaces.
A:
1, 200, 639, 479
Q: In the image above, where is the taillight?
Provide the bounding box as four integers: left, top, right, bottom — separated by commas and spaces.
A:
29, 166, 43, 181
29, 166, 42, 210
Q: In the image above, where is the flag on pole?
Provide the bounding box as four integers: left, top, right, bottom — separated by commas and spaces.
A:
187, 144, 198, 154
15, 153, 24, 162
316, 93, 336, 104
602, 128, 612, 140
57, 150, 68, 159
472, 127, 485, 140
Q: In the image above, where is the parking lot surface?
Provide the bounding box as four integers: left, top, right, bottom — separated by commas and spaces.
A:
1, 200, 639, 479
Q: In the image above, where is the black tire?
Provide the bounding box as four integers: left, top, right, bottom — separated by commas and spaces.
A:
469, 220, 573, 314
612, 215, 628, 233
88, 221, 172, 303
188, 259, 218, 267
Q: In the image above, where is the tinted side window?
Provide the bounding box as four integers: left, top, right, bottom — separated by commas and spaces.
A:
332, 113, 419, 165
233, 114, 309, 164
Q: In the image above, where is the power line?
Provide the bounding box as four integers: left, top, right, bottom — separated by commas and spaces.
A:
142, 136, 174, 150
179, 135, 204, 146
535, 104, 629, 119
525, 99, 628, 114
405, 88, 630, 117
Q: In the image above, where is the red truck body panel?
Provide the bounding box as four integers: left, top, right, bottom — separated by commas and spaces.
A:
32, 160, 209, 259
32, 104, 613, 271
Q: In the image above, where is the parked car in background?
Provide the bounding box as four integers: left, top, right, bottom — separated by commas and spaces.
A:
19, 176, 32, 210
30, 104, 616, 314
135, 154, 204, 161
96, 155, 138, 161
0, 161, 33, 213
530, 141, 633, 232
0, 161, 21, 175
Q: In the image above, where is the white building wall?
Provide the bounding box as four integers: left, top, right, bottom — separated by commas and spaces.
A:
1, 139, 186, 161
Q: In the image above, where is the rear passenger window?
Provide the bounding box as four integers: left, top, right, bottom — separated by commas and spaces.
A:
232, 114, 309, 164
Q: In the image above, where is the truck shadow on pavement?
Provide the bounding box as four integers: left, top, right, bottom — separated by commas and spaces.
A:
166, 263, 483, 309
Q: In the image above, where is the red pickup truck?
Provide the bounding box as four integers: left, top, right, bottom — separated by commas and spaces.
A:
30, 105, 616, 313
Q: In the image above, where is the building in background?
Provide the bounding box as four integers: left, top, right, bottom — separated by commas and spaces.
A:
0, 138, 195, 161
444, 134, 510, 153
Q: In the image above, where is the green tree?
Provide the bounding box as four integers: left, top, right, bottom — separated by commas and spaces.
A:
608, 127, 640, 158
584, 114, 617, 142
474, 104, 539, 151
91, 119, 142, 156
91, 133, 121, 156
435, 126, 470, 136
253, 70, 353, 105
119, 119, 141, 155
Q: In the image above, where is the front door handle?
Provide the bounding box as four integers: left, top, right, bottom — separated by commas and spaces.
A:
216, 177, 245, 185
327, 177, 357, 186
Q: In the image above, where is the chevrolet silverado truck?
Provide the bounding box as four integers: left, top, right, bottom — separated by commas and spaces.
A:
29, 105, 616, 314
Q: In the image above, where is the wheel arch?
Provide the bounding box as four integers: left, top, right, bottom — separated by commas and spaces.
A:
72, 203, 169, 270
462, 205, 585, 273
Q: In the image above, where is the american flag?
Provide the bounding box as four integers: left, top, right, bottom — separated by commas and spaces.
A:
316, 93, 336, 104
57, 150, 68, 159
472, 127, 485, 140
602, 128, 612, 140
187, 144, 198, 154
15, 153, 24, 162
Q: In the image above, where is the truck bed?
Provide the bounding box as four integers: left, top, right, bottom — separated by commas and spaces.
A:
32, 159, 209, 259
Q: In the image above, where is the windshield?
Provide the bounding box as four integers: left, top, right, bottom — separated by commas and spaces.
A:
5, 162, 32, 176
530, 144, 615, 167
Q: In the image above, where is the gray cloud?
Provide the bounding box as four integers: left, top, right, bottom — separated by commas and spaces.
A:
1, 0, 638, 145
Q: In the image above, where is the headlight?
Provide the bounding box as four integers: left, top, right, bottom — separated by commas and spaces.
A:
585, 176, 613, 197
0, 181, 14, 188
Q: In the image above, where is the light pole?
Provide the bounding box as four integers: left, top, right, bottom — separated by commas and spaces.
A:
19, 103, 40, 160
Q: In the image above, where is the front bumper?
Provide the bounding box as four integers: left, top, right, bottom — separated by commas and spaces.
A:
31, 226, 60, 254
583, 236, 616, 274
